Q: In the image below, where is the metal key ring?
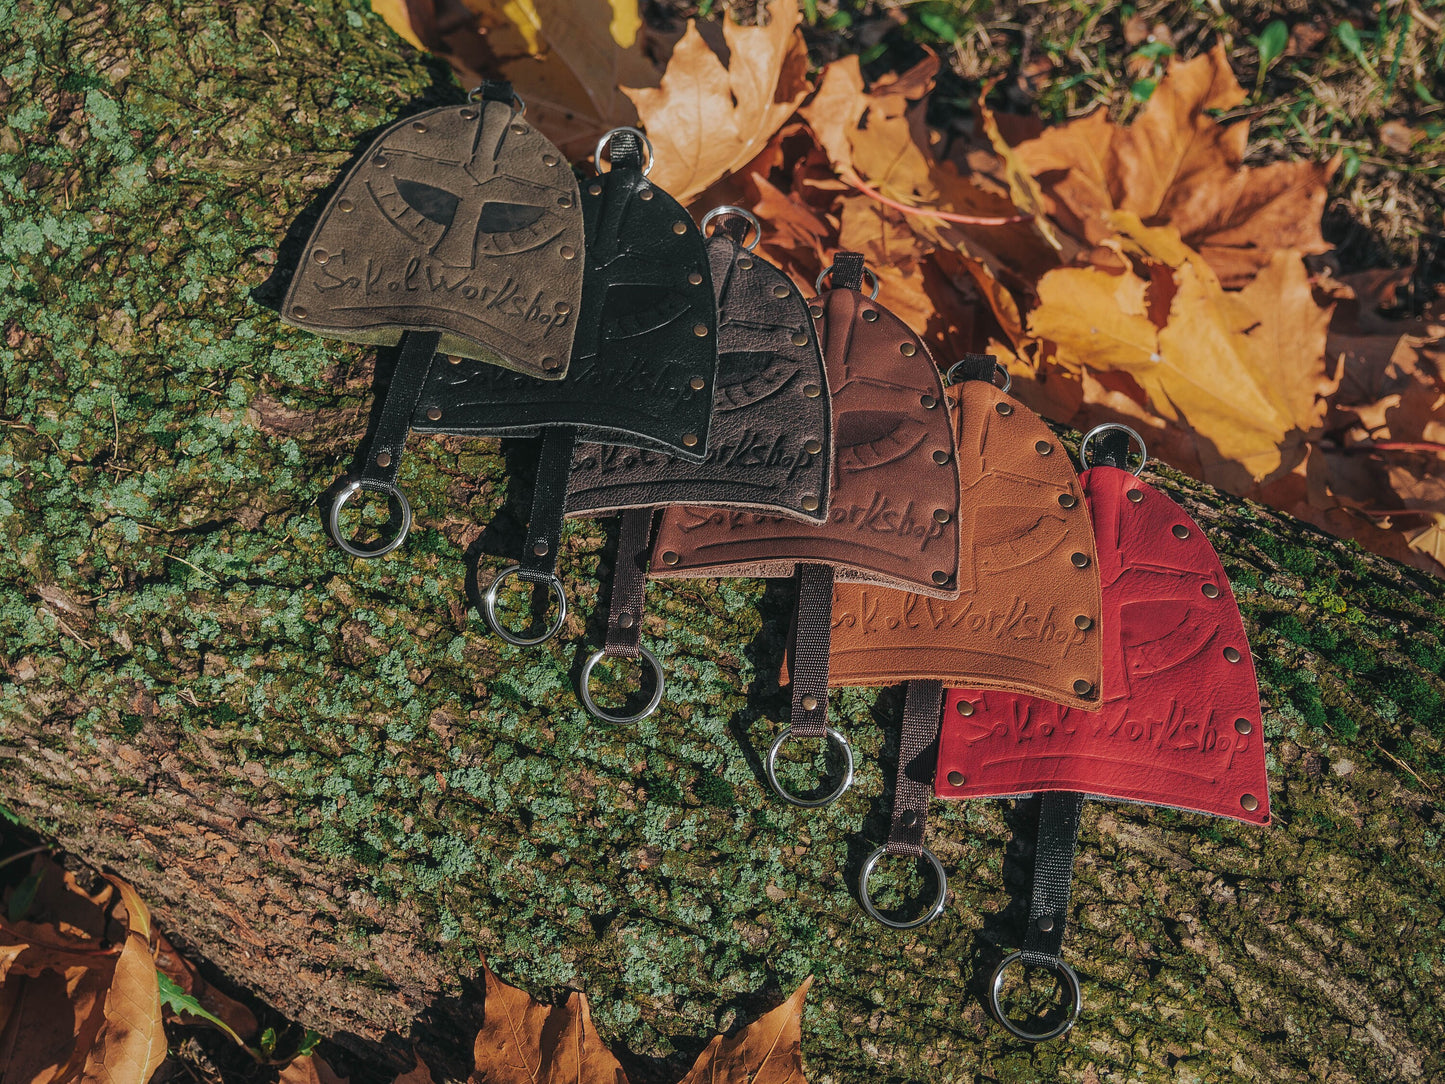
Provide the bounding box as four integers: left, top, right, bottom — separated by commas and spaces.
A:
988, 952, 1083, 1043
699, 205, 762, 251
858, 845, 948, 929
765, 726, 854, 807
1078, 423, 1148, 476
466, 86, 526, 115
814, 262, 880, 300
945, 359, 1011, 393
594, 126, 655, 177
328, 478, 412, 558
579, 646, 665, 724
482, 565, 568, 647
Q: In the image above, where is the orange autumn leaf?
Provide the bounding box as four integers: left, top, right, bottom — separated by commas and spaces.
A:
470, 964, 627, 1084
78, 879, 164, 1084
677, 978, 812, 1084
278, 1054, 350, 1084
625, 0, 811, 204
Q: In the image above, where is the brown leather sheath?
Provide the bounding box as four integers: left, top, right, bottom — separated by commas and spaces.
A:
650, 279, 961, 597
823, 377, 1104, 709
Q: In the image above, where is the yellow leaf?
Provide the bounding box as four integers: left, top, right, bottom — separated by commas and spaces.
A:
976, 86, 1061, 252
607, 0, 639, 48
677, 977, 813, 1084
369, 0, 427, 51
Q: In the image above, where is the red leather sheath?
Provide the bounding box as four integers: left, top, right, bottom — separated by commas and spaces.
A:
936, 465, 1271, 825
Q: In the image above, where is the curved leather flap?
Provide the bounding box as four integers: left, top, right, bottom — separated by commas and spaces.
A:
650, 286, 960, 596
936, 465, 1271, 825
409, 143, 719, 462
826, 379, 1103, 708
563, 233, 830, 521
282, 99, 583, 379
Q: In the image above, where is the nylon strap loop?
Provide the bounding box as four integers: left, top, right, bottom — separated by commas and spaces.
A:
607, 129, 644, 171
602, 507, 653, 658
885, 679, 943, 858
478, 80, 514, 104
519, 425, 575, 581
361, 330, 440, 487
788, 563, 835, 738
1020, 791, 1085, 967
952, 352, 997, 385
830, 251, 866, 293
1096, 429, 1133, 470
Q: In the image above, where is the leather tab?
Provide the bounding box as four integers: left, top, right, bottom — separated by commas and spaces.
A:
937, 466, 1271, 825
282, 100, 583, 379
830, 251, 866, 292
788, 563, 835, 739
519, 426, 575, 579
361, 330, 441, 486
603, 508, 653, 658
886, 679, 943, 858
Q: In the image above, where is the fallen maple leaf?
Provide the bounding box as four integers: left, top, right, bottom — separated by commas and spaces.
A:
677, 977, 812, 1084
79, 878, 165, 1084
278, 1053, 350, 1084
624, 0, 811, 204
471, 964, 627, 1084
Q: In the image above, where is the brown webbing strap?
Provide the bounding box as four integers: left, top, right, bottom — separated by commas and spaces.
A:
884, 679, 944, 858
788, 563, 835, 738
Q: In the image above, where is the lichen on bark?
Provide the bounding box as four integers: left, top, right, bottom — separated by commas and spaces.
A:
2, 2, 1445, 1082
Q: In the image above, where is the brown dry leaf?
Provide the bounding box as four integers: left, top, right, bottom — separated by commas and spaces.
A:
624, 0, 810, 204
1012, 44, 1333, 286
677, 978, 812, 1084
390, 1053, 436, 1084
278, 1054, 350, 1084
470, 964, 628, 1084
78, 878, 164, 1084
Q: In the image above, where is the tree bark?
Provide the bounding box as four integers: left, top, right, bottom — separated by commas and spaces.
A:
3, 3, 1445, 1082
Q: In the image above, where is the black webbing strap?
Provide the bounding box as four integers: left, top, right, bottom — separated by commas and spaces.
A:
519, 425, 575, 581
953, 352, 997, 385
601, 507, 653, 659
360, 330, 440, 487
831, 251, 865, 293
718, 215, 751, 246
789, 563, 835, 739
1020, 791, 1085, 967
1097, 429, 1133, 470
477, 80, 514, 104
884, 679, 944, 858
606, 129, 644, 172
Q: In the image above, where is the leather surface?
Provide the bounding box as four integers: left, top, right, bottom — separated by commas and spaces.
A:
282, 99, 583, 379
821, 379, 1103, 709
563, 233, 830, 521
409, 144, 719, 462
935, 465, 1271, 825
650, 287, 960, 596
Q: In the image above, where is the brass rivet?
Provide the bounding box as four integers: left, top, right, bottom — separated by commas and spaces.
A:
947, 771, 964, 786
688, 271, 703, 285
510, 122, 526, 134
449, 355, 462, 365
1071, 552, 1090, 568
933, 509, 950, 524
411, 121, 428, 133
1202, 583, 1220, 598
542, 356, 559, 371
557, 196, 572, 207
426, 406, 442, 421
900, 342, 917, 356
804, 439, 822, 455
588, 183, 602, 196
773, 284, 790, 299
560, 245, 576, 260
459, 109, 477, 120
682, 433, 698, 447
617, 613, 635, 629
809, 305, 823, 318
1037, 916, 1055, 933
957, 701, 975, 717
1241, 794, 1259, 812
901, 810, 918, 827
292, 306, 308, 319
1073, 679, 1093, 696
1235, 718, 1253, 735
554, 301, 571, 315
995, 402, 1013, 416
532, 541, 548, 557
1059, 493, 1078, 509
801, 695, 819, 711
803, 384, 821, 398
861, 309, 878, 322
932, 570, 949, 585
1127, 489, 1144, 503
791, 331, 808, 347
1172, 524, 1190, 539
737, 257, 753, 270
374, 154, 389, 168
313, 249, 329, 264
690, 376, 705, 391
1223, 646, 1242, 663
801, 495, 820, 512
337, 198, 354, 213
1075, 615, 1092, 631
693, 324, 708, 337
921, 394, 937, 409
933, 450, 950, 465
639, 188, 653, 201
543, 153, 558, 166
662, 551, 679, 566
1035, 440, 1053, 456
672, 221, 687, 235
375, 452, 391, 468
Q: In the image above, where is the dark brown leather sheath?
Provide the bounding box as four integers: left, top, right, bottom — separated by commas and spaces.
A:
563, 231, 830, 522
649, 283, 960, 596
282, 94, 584, 379
824, 378, 1104, 710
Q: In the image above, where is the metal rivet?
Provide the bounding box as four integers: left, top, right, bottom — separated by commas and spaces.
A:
804, 439, 822, 455
901, 811, 918, 827
947, 771, 965, 786
921, 394, 937, 409
861, 309, 878, 322
588, 183, 602, 196
1127, 489, 1144, 503
411, 121, 428, 133
803, 384, 821, 398
449, 355, 462, 365
639, 188, 654, 201
900, 342, 917, 357
690, 376, 705, 391
957, 701, 975, 717
693, 324, 708, 337
374, 154, 389, 168
1059, 493, 1078, 509
662, 551, 679, 566
1172, 524, 1190, 539
1202, 583, 1220, 599
1223, 646, 1242, 663
933, 509, 950, 524
1035, 440, 1053, 456
1075, 615, 1092, 631
1037, 916, 1056, 933
801, 695, 819, 712
682, 433, 698, 447
337, 198, 354, 213
554, 301, 572, 315
532, 541, 548, 557
933, 450, 950, 465
617, 613, 635, 629
809, 305, 823, 318
1071, 552, 1090, 569
292, 306, 308, 319
1235, 718, 1253, 735
313, 249, 329, 264
932, 570, 949, 585
773, 284, 790, 299
791, 331, 809, 347
426, 406, 442, 421
459, 110, 477, 120
510, 123, 526, 135
672, 221, 687, 235
557, 196, 572, 207
543, 153, 558, 166
995, 402, 1013, 416
375, 452, 391, 468
1073, 679, 1093, 696
560, 245, 576, 260
1241, 794, 1259, 812
737, 257, 753, 270
688, 272, 703, 285
800, 495, 820, 512
542, 356, 559, 371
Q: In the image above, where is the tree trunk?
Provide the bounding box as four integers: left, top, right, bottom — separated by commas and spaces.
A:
3, 3, 1444, 1082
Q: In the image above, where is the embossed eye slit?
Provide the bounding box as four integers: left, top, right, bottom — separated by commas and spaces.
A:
714, 352, 794, 412
474, 202, 564, 256
834, 411, 927, 472
397, 178, 461, 227
599, 284, 690, 339
478, 201, 545, 233
1118, 601, 1213, 676
973, 511, 1070, 573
